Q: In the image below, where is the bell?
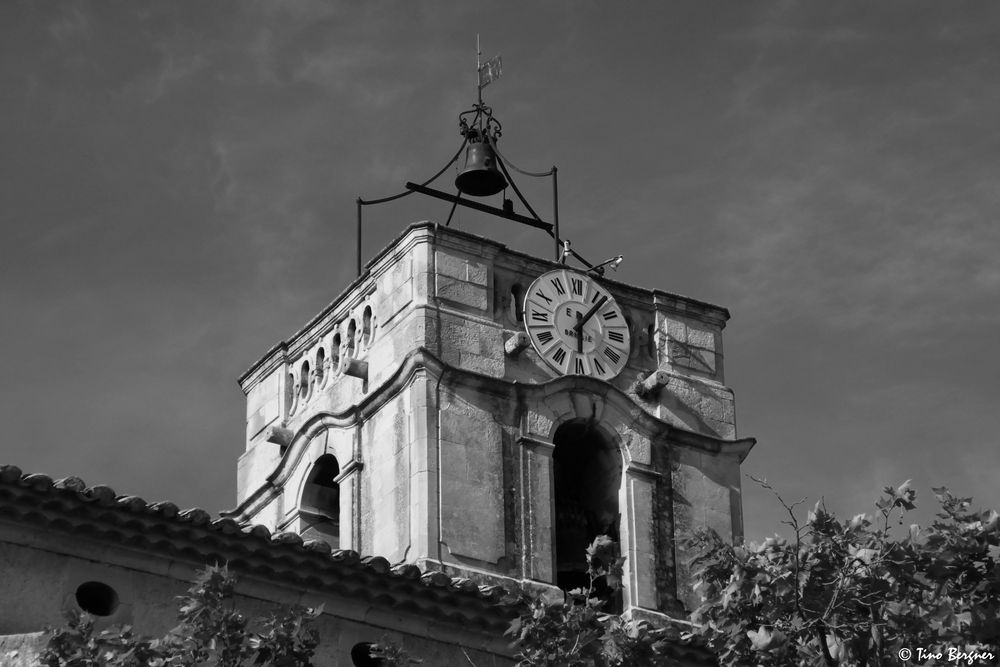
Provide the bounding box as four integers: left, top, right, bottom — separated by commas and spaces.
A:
455, 138, 507, 197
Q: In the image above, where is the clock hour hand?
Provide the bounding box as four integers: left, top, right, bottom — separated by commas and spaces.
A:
574, 295, 608, 352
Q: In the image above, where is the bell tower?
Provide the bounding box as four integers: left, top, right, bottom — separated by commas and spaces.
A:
227, 58, 753, 619
228, 222, 753, 617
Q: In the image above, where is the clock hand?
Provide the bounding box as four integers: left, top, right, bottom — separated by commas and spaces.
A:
575, 295, 608, 334
574, 294, 608, 353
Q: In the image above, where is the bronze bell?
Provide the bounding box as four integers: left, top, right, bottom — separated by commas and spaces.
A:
455, 138, 507, 197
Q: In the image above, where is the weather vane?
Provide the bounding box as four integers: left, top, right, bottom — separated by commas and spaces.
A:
476, 34, 503, 105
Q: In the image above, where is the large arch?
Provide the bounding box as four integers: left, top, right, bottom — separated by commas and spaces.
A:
299, 453, 341, 547
551, 419, 624, 609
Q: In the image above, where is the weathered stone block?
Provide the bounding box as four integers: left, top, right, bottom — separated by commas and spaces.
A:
436, 275, 488, 311
435, 250, 488, 285
685, 326, 716, 350
525, 409, 553, 439
439, 409, 504, 563
620, 431, 651, 465
246, 372, 281, 441
382, 278, 414, 325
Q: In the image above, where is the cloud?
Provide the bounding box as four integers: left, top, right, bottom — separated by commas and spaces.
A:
48, 5, 91, 43
146, 52, 208, 103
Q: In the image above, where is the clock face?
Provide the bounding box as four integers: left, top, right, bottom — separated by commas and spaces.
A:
523, 269, 631, 379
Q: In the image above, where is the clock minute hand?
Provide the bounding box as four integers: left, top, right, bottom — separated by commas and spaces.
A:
574, 295, 608, 352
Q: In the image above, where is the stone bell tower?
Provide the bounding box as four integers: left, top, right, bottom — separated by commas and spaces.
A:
228, 222, 753, 617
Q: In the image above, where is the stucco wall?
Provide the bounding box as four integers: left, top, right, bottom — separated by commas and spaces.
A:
0, 529, 512, 665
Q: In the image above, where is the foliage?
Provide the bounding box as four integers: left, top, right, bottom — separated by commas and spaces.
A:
41, 564, 322, 667
43, 482, 1000, 667
687, 479, 1000, 666
504, 535, 688, 666
367, 636, 423, 665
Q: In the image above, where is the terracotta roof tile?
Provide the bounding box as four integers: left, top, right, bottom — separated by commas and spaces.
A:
0, 464, 516, 632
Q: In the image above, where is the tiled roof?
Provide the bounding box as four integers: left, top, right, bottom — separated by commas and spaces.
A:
0, 465, 515, 632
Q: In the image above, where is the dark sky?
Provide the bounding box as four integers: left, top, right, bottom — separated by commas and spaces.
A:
2, 1, 997, 542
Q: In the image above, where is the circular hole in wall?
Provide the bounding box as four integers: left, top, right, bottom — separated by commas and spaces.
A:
351, 642, 382, 666
75, 581, 119, 616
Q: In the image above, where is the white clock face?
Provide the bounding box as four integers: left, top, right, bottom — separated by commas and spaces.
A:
523, 269, 631, 379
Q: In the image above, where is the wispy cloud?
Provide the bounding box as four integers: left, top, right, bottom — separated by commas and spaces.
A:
48, 5, 91, 43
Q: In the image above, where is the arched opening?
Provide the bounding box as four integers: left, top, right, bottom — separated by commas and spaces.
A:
285, 372, 296, 415
510, 283, 524, 322
362, 306, 373, 346
300, 454, 341, 547
315, 347, 326, 387
331, 333, 342, 372
552, 420, 622, 609
346, 319, 357, 358
299, 361, 311, 401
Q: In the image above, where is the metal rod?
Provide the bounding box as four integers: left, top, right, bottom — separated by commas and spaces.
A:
356, 198, 362, 277
406, 182, 553, 232
552, 166, 560, 261
444, 192, 460, 227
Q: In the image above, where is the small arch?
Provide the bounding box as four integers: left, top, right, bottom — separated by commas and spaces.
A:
331, 332, 342, 372
362, 306, 373, 346
315, 348, 326, 387
510, 283, 524, 322
552, 420, 622, 610
285, 372, 297, 415
346, 319, 357, 359
300, 454, 340, 547
75, 581, 119, 616
299, 361, 311, 401
647, 323, 656, 358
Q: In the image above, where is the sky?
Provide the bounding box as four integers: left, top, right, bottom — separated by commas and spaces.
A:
1, 1, 998, 543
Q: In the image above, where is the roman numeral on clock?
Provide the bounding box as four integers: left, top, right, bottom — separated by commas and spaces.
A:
571, 278, 583, 296
602, 310, 619, 321
531, 310, 549, 323
593, 358, 606, 375
551, 347, 567, 365
608, 330, 625, 344
537, 330, 554, 344
575, 357, 585, 374
535, 290, 552, 305
551, 277, 566, 296
603, 347, 622, 364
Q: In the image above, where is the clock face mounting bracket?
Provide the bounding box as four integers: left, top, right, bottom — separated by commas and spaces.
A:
522, 269, 631, 379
